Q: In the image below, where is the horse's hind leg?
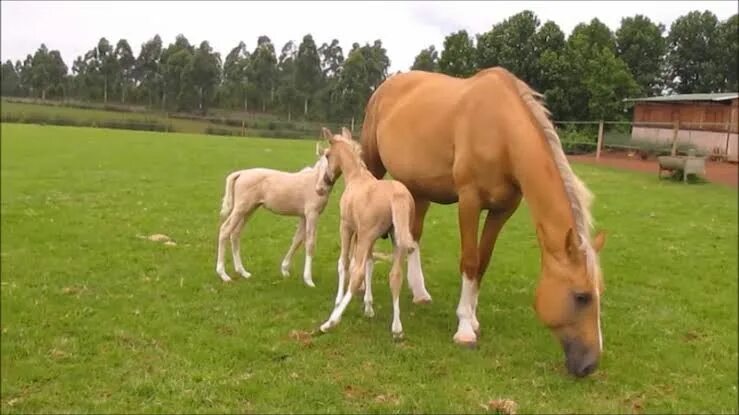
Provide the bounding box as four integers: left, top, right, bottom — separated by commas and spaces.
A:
363, 256, 375, 318
302, 212, 319, 287
335, 222, 353, 306
453, 190, 482, 347
216, 215, 237, 282
389, 245, 405, 340
230, 205, 257, 279
408, 197, 432, 304
321, 235, 372, 333
281, 217, 306, 277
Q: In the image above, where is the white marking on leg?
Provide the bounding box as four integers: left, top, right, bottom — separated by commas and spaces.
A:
335, 257, 346, 306
216, 218, 233, 282
453, 274, 478, 344
364, 258, 374, 317
471, 288, 480, 334
281, 219, 305, 277
407, 248, 432, 303
230, 218, 251, 279
303, 255, 315, 287
321, 290, 353, 332
391, 295, 403, 339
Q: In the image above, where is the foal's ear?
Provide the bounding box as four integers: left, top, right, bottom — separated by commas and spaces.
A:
592, 230, 607, 253
341, 127, 352, 140
315, 141, 322, 156
321, 127, 333, 141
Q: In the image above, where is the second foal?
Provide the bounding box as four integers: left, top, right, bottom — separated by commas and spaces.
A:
316, 127, 429, 339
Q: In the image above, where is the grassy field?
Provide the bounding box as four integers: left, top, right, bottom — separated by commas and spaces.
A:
1, 123, 737, 414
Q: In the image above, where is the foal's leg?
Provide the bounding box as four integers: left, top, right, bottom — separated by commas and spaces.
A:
281, 217, 306, 277
453, 189, 482, 347
473, 201, 520, 335
389, 244, 406, 339
230, 212, 253, 279
302, 212, 319, 287
216, 215, 235, 282
408, 197, 432, 304
335, 222, 353, 306
363, 256, 375, 318
321, 236, 373, 332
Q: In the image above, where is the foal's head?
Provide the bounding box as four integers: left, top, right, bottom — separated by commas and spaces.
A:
534, 226, 607, 377
315, 127, 360, 195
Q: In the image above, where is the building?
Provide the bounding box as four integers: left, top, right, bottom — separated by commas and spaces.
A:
624, 92, 739, 162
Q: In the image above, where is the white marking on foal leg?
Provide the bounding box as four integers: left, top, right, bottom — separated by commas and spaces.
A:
453, 274, 478, 346
363, 258, 375, 318
321, 289, 353, 333
303, 255, 315, 287
230, 217, 251, 279
471, 288, 480, 335
335, 257, 346, 306
407, 248, 432, 303
389, 249, 404, 339
303, 215, 317, 287
216, 218, 233, 282
281, 219, 305, 277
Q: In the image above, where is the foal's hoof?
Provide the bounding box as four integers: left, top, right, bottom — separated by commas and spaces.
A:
392, 331, 404, 341
364, 307, 375, 318
238, 270, 252, 279
319, 321, 334, 333
303, 279, 316, 288
413, 294, 432, 305
453, 332, 478, 349
218, 273, 232, 282
280, 268, 290, 278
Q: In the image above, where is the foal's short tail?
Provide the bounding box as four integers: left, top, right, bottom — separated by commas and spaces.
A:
220, 172, 240, 219
390, 192, 417, 254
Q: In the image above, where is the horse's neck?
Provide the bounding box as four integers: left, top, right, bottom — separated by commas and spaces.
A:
337, 149, 369, 184
512, 139, 577, 246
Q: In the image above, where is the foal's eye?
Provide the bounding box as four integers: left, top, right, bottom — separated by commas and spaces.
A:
574, 292, 592, 306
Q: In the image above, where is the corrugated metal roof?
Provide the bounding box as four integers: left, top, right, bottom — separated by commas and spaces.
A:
624, 92, 739, 103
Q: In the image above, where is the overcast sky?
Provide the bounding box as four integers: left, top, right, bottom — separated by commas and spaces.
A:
1, 1, 737, 73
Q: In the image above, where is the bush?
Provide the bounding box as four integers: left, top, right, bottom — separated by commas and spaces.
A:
1, 112, 172, 132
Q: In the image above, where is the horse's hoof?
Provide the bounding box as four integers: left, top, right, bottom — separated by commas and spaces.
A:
453, 332, 478, 349
319, 322, 333, 333
239, 271, 252, 279
364, 308, 375, 318
392, 331, 404, 341
280, 268, 289, 278
304, 279, 316, 288
219, 274, 232, 282
413, 295, 432, 305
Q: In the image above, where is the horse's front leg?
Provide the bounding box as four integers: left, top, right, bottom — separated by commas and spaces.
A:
321, 236, 372, 333
302, 213, 318, 287
473, 201, 520, 336
453, 189, 482, 347
408, 197, 432, 304
335, 222, 353, 306
363, 256, 375, 317
281, 217, 306, 277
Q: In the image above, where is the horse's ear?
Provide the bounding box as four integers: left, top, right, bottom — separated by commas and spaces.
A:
315, 141, 322, 156
321, 127, 332, 141
592, 230, 606, 253
341, 127, 352, 140
565, 228, 582, 263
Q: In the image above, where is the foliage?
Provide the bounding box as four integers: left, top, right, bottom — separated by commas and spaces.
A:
438, 30, 477, 78
666, 11, 726, 93
410, 45, 439, 72
616, 15, 667, 95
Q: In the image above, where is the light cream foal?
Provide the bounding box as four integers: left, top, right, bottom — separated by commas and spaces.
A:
216, 148, 334, 286
316, 127, 426, 339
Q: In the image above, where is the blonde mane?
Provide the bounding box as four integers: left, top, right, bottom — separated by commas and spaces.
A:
333, 133, 367, 169
514, 79, 601, 282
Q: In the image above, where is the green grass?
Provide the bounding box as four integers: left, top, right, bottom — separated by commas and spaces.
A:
1, 123, 737, 414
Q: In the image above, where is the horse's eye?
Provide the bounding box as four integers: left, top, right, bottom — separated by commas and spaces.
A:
574, 292, 591, 306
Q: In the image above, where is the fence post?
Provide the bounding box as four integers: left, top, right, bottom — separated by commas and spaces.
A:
241, 119, 245, 137
670, 121, 680, 156
351, 117, 355, 133
596, 120, 604, 160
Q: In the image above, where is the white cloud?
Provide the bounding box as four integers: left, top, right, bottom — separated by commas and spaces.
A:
1, 0, 736, 73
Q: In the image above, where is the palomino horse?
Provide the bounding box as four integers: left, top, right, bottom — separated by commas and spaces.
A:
216, 149, 335, 286
316, 127, 428, 339
359, 67, 607, 377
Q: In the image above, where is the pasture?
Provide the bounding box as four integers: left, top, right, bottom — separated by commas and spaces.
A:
1, 123, 737, 413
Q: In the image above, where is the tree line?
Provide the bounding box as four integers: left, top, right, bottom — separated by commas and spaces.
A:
1, 9, 736, 122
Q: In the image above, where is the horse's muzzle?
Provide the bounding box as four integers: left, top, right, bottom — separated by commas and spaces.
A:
562, 338, 599, 378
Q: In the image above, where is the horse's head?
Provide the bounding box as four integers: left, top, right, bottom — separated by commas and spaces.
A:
314, 127, 351, 195
534, 225, 607, 377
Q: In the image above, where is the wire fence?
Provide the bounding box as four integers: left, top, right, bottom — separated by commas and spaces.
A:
554, 120, 738, 162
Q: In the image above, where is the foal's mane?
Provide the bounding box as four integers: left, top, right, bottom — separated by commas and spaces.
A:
333, 134, 367, 170
512, 75, 601, 282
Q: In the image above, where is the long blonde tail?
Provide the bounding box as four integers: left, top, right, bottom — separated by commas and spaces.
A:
390, 192, 417, 253
220, 172, 240, 219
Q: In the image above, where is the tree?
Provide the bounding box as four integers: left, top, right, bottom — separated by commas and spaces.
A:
276, 40, 299, 120
185, 40, 221, 113
439, 30, 476, 78
134, 35, 163, 107
95, 37, 117, 103
29, 44, 68, 100
295, 34, 322, 116
222, 41, 251, 110
534, 21, 569, 118
410, 45, 439, 72
114, 39, 135, 104
475, 10, 541, 86
718, 14, 738, 92
337, 43, 370, 121
666, 11, 723, 93
250, 35, 278, 112
360, 40, 390, 91
160, 34, 195, 110
318, 39, 345, 120
1, 60, 20, 96
616, 15, 667, 95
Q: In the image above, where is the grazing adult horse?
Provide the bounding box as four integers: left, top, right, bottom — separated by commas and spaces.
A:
359, 67, 607, 377
216, 149, 335, 286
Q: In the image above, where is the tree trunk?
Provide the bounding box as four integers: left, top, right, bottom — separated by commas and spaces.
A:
304, 97, 308, 116
288, 106, 291, 122
41, 88, 46, 101
262, 99, 266, 112
103, 76, 108, 104
121, 82, 126, 104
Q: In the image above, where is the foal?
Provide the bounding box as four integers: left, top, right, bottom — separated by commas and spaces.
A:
216, 147, 334, 286
316, 127, 422, 339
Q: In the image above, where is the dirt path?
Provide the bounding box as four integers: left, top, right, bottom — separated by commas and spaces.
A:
568, 152, 738, 188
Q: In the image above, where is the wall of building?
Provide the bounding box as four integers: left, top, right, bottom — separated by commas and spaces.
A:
633, 99, 739, 133
630, 126, 738, 161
